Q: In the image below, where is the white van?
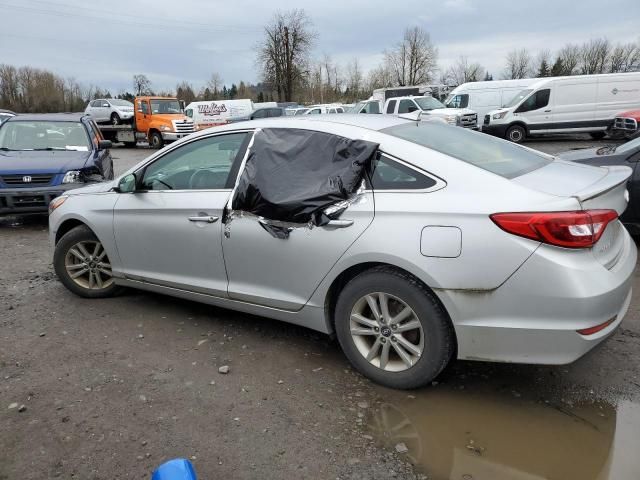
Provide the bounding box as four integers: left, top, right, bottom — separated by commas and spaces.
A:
483, 72, 640, 142
185, 99, 253, 130
445, 79, 539, 128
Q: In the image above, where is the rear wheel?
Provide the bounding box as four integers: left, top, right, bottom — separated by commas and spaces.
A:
506, 125, 526, 143
334, 267, 454, 389
589, 131, 606, 140
54, 226, 119, 298
149, 131, 164, 149
110, 112, 121, 125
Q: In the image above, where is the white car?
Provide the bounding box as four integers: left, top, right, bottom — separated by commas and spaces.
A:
304, 104, 345, 114
85, 99, 134, 125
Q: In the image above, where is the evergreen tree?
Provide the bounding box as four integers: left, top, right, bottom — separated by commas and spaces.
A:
538, 59, 550, 77
222, 86, 228, 99
550, 57, 565, 77
229, 84, 238, 99
257, 91, 265, 103
483, 71, 493, 81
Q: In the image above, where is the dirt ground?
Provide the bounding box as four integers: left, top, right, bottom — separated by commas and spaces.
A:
1, 134, 639, 480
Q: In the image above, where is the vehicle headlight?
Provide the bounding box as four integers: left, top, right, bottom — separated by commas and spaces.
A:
444, 115, 458, 125
49, 195, 68, 214
161, 125, 173, 132
493, 111, 508, 120
62, 170, 82, 184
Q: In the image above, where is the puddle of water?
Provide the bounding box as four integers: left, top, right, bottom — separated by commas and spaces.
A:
367, 389, 640, 480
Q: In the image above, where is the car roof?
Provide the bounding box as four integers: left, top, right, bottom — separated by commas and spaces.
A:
0, 109, 16, 115
5, 113, 87, 122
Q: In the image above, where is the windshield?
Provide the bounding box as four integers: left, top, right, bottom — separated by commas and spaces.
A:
383, 121, 551, 179
150, 99, 181, 114
504, 89, 533, 108
414, 97, 446, 111
110, 99, 133, 107
615, 136, 640, 153
0, 121, 90, 151
295, 108, 309, 115
349, 102, 365, 113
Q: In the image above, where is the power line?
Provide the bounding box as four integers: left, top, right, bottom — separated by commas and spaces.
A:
0, 1, 263, 34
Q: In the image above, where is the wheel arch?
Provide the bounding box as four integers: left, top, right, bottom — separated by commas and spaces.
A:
323, 261, 457, 353
55, 218, 89, 245
507, 121, 529, 135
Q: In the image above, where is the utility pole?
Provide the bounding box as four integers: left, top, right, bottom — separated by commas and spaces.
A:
284, 26, 290, 102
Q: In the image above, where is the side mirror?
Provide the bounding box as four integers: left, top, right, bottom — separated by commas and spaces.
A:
98, 139, 112, 150
102, 103, 110, 108
114, 173, 138, 193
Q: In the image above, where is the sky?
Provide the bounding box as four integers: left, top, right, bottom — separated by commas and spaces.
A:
1, 0, 639, 94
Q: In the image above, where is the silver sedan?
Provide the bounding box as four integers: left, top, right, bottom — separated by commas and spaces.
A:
48, 115, 636, 389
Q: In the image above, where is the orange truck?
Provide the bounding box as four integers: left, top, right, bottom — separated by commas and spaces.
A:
98, 96, 195, 148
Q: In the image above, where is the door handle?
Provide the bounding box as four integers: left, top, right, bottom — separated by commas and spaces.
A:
325, 219, 354, 228
544, 109, 552, 112
188, 215, 219, 223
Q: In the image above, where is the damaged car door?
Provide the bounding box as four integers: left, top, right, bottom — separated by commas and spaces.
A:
222, 128, 377, 311
112, 132, 250, 295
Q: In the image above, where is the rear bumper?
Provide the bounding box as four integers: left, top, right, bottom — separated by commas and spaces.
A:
438, 227, 637, 364
0, 185, 81, 214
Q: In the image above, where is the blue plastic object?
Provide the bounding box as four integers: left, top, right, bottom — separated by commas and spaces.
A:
151, 459, 197, 480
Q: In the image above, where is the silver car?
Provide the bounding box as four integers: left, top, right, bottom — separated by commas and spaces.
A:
84, 98, 134, 125
48, 116, 636, 389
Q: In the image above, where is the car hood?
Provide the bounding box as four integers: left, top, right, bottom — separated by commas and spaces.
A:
67, 179, 117, 195
427, 108, 475, 116
0, 149, 91, 174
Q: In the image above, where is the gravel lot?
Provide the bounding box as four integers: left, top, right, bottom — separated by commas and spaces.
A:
1, 134, 639, 480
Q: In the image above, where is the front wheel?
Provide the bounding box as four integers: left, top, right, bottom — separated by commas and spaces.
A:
506, 125, 526, 143
334, 267, 454, 389
110, 113, 121, 125
589, 131, 606, 140
54, 226, 119, 298
149, 131, 164, 149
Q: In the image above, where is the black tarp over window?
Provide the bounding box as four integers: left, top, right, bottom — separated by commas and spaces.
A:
231, 128, 379, 224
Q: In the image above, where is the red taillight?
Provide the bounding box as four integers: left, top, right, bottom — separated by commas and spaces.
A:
576, 317, 616, 336
490, 210, 618, 248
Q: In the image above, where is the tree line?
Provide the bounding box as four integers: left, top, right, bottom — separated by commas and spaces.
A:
1, 8, 639, 113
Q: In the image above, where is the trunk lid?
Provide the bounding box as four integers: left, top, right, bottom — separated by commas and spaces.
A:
513, 159, 632, 269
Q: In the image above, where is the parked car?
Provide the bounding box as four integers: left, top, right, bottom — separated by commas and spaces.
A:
383, 95, 478, 129
483, 72, 640, 142
0, 113, 113, 215
612, 109, 640, 139
445, 78, 539, 128
49, 115, 635, 389
559, 135, 640, 233
304, 104, 345, 114
0, 108, 16, 124
85, 98, 134, 125
229, 107, 285, 122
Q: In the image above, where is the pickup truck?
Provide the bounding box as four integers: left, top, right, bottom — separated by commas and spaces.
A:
350, 96, 478, 129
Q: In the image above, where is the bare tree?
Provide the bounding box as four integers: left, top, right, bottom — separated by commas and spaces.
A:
133, 74, 152, 96
503, 49, 532, 79
257, 9, 315, 102
207, 73, 223, 99
609, 42, 640, 73
346, 58, 364, 101
579, 38, 611, 74
444, 56, 484, 85
366, 64, 394, 91
556, 44, 581, 75
385, 26, 438, 86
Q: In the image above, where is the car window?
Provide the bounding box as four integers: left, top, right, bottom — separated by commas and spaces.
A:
308, 108, 321, 115
141, 102, 149, 115
328, 108, 336, 114
446, 94, 469, 109
369, 153, 437, 190
383, 121, 552, 179
364, 102, 380, 114
269, 108, 283, 117
141, 133, 249, 191
398, 100, 419, 114
386, 100, 397, 114
515, 89, 550, 113
252, 109, 266, 119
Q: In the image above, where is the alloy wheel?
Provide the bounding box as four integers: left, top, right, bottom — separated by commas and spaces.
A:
64, 240, 113, 290
350, 292, 424, 372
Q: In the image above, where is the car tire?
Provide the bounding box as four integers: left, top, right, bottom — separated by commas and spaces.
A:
334, 266, 454, 389
53, 225, 120, 299
110, 113, 121, 125
506, 125, 526, 143
124, 141, 137, 148
589, 131, 606, 140
149, 131, 163, 149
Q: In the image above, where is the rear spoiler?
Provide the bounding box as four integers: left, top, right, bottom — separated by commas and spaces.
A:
573, 165, 632, 202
